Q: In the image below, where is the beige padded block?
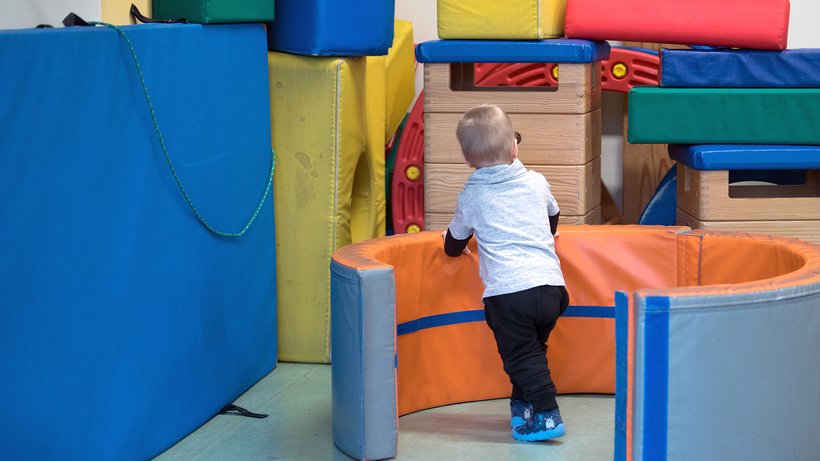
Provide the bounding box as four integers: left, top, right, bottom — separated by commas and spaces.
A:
677, 166, 820, 221
425, 110, 600, 166
425, 157, 601, 216
424, 63, 600, 115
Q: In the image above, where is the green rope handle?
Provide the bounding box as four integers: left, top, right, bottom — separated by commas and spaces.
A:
90, 21, 275, 238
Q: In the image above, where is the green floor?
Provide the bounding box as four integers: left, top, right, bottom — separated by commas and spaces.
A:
155, 363, 614, 460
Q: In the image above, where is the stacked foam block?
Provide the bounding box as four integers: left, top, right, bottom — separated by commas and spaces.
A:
267, 7, 415, 363
420, 1, 609, 230
0, 20, 276, 460
567, 0, 819, 243
155, 0, 415, 363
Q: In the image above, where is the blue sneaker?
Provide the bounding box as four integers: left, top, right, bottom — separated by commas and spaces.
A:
510, 400, 532, 427
512, 409, 565, 441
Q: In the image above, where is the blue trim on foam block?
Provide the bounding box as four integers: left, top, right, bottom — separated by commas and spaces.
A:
661, 48, 820, 88
563, 305, 615, 318
669, 144, 820, 171
415, 39, 611, 64
614, 292, 629, 461
642, 296, 670, 461
397, 305, 614, 336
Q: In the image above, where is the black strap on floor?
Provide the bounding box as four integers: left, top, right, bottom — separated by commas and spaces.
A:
62, 13, 92, 27
130, 4, 188, 24
219, 404, 268, 419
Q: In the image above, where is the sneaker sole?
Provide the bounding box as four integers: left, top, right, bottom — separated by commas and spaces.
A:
511, 416, 526, 428
512, 423, 566, 442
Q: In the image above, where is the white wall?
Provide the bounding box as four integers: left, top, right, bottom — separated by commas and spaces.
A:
396, 0, 820, 211
788, 0, 820, 48
0, 0, 99, 29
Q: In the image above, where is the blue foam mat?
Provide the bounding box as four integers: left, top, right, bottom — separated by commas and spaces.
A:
668, 144, 820, 170
661, 48, 820, 88
416, 39, 611, 63
267, 0, 395, 56
0, 23, 277, 460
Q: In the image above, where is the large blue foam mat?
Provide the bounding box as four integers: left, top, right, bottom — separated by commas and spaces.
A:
0, 23, 277, 460
660, 48, 820, 88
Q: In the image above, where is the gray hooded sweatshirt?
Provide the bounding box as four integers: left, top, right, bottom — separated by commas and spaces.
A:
448, 159, 565, 298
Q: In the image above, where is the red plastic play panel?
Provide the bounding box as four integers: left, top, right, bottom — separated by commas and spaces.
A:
474, 47, 659, 94
391, 91, 425, 234
600, 47, 659, 93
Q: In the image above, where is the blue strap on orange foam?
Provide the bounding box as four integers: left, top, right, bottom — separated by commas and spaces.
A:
397, 305, 615, 335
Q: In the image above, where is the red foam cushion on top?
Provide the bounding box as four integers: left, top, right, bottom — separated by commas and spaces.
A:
565, 0, 789, 51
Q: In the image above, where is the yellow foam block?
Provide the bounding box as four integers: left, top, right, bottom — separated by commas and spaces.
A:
380, 20, 415, 141
102, 0, 150, 24
269, 52, 377, 362
438, 0, 567, 39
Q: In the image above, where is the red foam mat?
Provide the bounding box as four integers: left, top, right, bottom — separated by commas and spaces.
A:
564, 0, 789, 51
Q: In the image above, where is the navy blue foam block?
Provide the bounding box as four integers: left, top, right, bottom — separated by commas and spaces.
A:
0, 24, 276, 460
416, 39, 611, 63
668, 145, 820, 170
268, 0, 395, 56
661, 48, 820, 88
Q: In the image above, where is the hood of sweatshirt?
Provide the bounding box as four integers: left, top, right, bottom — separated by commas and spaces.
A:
465, 159, 527, 186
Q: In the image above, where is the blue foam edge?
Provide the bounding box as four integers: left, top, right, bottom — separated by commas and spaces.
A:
669, 144, 820, 170
416, 39, 611, 63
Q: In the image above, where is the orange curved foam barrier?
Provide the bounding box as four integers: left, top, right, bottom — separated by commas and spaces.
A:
331, 226, 820, 460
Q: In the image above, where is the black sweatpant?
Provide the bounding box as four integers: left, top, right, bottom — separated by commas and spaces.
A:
483, 284, 569, 414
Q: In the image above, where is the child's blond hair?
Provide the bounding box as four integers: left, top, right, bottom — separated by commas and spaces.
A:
456, 104, 516, 168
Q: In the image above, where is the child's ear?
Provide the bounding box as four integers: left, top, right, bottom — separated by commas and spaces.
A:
511, 141, 519, 160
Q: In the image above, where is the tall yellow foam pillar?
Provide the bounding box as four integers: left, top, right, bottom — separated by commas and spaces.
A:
269, 52, 366, 362
269, 20, 415, 363
360, 20, 415, 243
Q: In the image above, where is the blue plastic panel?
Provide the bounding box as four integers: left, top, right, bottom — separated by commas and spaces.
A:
668, 144, 820, 170
267, 0, 395, 56
638, 165, 677, 225
661, 48, 820, 88
416, 39, 611, 63
0, 23, 276, 460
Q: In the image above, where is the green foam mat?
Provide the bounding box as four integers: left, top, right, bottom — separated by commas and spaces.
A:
628, 87, 820, 145
153, 0, 274, 23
